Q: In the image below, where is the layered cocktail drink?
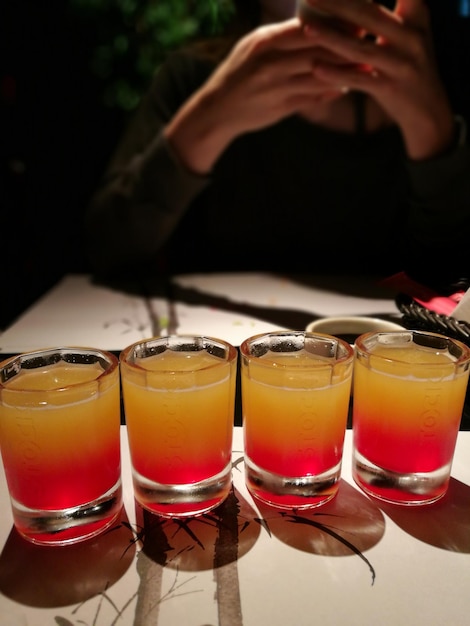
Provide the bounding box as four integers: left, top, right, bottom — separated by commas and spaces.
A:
0, 348, 122, 545
121, 336, 237, 518
353, 331, 470, 504
241, 331, 354, 509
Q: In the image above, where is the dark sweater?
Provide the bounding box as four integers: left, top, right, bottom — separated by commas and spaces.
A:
85, 50, 470, 289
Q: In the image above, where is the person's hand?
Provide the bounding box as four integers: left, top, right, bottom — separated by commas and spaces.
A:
165, 17, 350, 174
302, 0, 455, 159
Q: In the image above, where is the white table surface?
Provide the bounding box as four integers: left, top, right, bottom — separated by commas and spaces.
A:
0, 273, 402, 352
0, 427, 469, 626
1, 273, 469, 625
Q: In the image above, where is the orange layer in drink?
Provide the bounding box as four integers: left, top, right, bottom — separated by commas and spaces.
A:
122, 352, 235, 484
353, 345, 469, 473
0, 363, 121, 509
243, 353, 351, 475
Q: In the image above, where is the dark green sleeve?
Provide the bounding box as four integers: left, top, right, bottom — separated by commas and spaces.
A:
84, 53, 213, 280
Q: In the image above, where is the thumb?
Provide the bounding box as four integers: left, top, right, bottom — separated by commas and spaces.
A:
394, 0, 430, 25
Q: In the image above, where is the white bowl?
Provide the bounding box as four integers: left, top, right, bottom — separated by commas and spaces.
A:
305, 316, 404, 344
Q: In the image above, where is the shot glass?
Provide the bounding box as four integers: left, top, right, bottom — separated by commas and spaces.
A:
0, 347, 122, 545
120, 335, 237, 518
240, 331, 354, 509
352, 330, 470, 505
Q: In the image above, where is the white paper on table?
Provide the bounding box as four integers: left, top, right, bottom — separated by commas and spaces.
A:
0, 275, 159, 353
171, 273, 401, 345
172, 273, 400, 315
0, 273, 402, 353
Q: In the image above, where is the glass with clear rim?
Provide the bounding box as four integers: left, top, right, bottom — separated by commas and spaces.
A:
240, 330, 354, 510
120, 335, 238, 518
0, 347, 122, 545
352, 330, 470, 505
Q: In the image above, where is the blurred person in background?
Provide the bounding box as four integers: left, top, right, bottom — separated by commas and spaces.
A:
85, 0, 470, 293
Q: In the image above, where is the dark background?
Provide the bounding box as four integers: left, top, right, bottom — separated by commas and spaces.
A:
1, 1, 469, 331
2, 1, 127, 330
1, 0, 228, 330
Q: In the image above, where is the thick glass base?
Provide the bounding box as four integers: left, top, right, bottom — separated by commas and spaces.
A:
245, 455, 341, 510
353, 449, 450, 506
133, 462, 232, 518
12, 478, 123, 546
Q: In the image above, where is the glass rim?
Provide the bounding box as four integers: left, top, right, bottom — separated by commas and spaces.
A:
355, 330, 470, 366
120, 334, 238, 372
0, 346, 119, 391
239, 330, 354, 367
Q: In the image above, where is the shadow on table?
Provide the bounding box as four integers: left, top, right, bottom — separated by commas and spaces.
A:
169, 272, 403, 330
131, 485, 261, 625
378, 477, 470, 552
171, 282, 318, 330
254, 479, 385, 586
134, 478, 385, 580
134, 484, 260, 573
95, 272, 401, 334
130, 477, 385, 622
0, 506, 136, 608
